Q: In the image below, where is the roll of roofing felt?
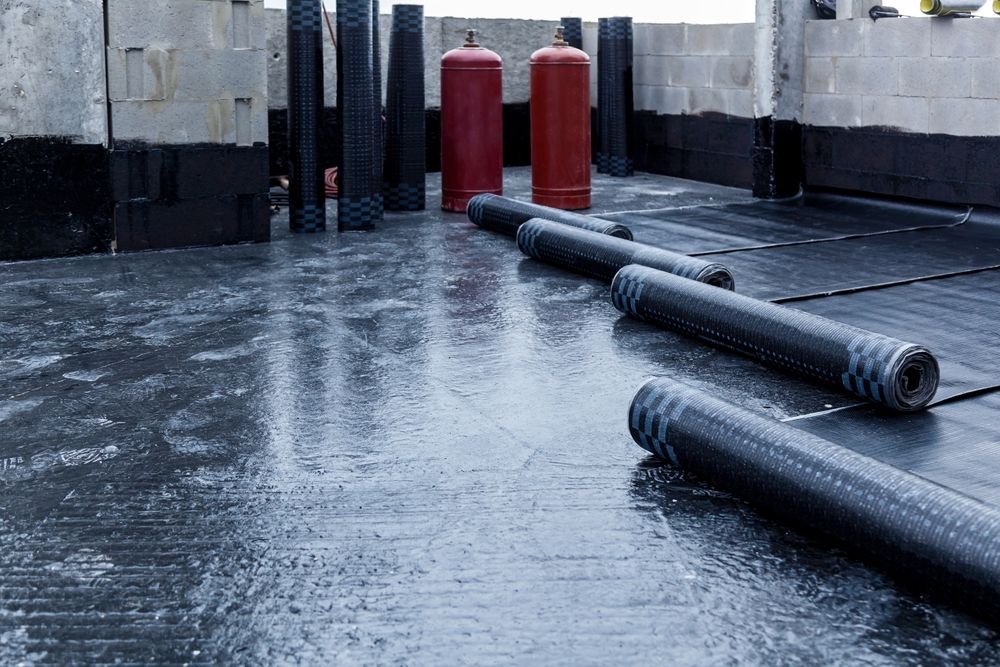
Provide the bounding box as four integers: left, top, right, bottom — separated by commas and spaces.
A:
920, 0, 985, 14
372, 0, 384, 220
467, 193, 632, 239
612, 264, 939, 411
628, 377, 1000, 622
596, 18, 610, 174
606, 17, 634, 178
337, 0, 377, 231
560, 17, 583, 51
384, 4, 426, 210
517, 219, 735, 288
287, 0, 325, 232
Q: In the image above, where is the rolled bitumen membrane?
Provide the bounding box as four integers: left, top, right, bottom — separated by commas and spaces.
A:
337, 0, 377, 230
372, 0, 384, 219
517, 219, 735, 288
629, 377, 1000, 625
596, 18, 610, 174
467, 193, 632, 239
560, 17, 583, 51
605, 17, 634, 177
612, 264, 939, 411
383, 4, 426, 210
287, 0, 325, 232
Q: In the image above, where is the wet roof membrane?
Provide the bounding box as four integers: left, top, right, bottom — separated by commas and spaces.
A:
2, 167, 999, 664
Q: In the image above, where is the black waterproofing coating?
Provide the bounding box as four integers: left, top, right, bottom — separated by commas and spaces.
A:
606, 191, 971, 256
628, 378, 1000, 624
337, 0, 378, 230
517, 219, 735, 288
467, 193, 633, 239
612, 264, 939, 411
383, 4, 426, 210
287, 0, 325, 232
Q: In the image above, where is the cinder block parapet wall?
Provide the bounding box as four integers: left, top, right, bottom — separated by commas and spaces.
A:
0, 0, 113, 260
579, 22, 756, 189
106, 0, 270, 251
803, 17, 1000, 207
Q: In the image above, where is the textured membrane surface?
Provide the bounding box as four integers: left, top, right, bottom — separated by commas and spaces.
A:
3, 168, 1000, 663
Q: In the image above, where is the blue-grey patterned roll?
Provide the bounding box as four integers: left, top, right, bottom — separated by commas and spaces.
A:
287, 0, 325, 232
384, 4, 425, 210
629, 377, 1000, 620
337, 0, 377, 231
560, 17, 583, 51
372, 0, 384, 219
467, 193, 632, 239
613, 264, 939, 411
596, 18, 610, 174
517, 219, 734, 288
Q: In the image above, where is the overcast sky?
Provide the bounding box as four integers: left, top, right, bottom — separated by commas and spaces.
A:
261, 0, 995, 21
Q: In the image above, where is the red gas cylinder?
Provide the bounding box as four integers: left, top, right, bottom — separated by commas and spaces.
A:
440, 30, 503, 212
530, 27, 591, 210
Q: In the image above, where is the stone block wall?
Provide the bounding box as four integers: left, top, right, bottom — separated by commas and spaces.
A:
803, 17, 1000, 207
0, 0, 112, 260
106, 0, 270, 251
579, 22, 756, 188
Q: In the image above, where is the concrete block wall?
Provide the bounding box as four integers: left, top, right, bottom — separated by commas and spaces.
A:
107, 0, 268, 145
804, 17, 1000, 135
0, 0, 112, 260
802, 16, 1000, 207
265, 8, 556, 109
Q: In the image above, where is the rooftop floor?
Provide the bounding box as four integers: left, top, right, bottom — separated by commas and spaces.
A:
2, 167, 1000, 665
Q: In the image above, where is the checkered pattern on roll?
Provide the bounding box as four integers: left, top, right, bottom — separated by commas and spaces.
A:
611, 266, 645, 316
607, 155, 633, 178
338, 196, 378, 229
383, 182, 425, 210
288, 0, 321, 31
337, 0, 370, 26
842, 335, 900, 404
291, 203, 326, 233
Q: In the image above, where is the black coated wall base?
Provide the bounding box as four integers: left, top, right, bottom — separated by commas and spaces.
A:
803, 126, 1000, 208
268, 103, 532, 176
753, 117, 803, 199
0, 137, 113, 261
111, 143, 270, 252
626, 110, 754, 189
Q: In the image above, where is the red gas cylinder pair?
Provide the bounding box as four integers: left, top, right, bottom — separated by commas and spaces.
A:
440, 28, 591, 212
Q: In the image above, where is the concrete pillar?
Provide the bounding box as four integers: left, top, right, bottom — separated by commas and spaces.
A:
753, 0, 809, 198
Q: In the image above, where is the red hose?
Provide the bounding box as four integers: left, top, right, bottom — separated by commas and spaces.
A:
324, 167, 338, 198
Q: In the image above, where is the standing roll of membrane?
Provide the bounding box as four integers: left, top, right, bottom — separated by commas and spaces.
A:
560, 17, 583, 51
467, 193, 632, 239
596, 18, 610, 174
628, 377, 1000, 623
607, 16, 634, 177
517, 219, 734, 287
372, 0, 384, 220
336, 0, 377, 231
287, 0, 326, 232
384, 4, 426, 210
612, 264, 939, 411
